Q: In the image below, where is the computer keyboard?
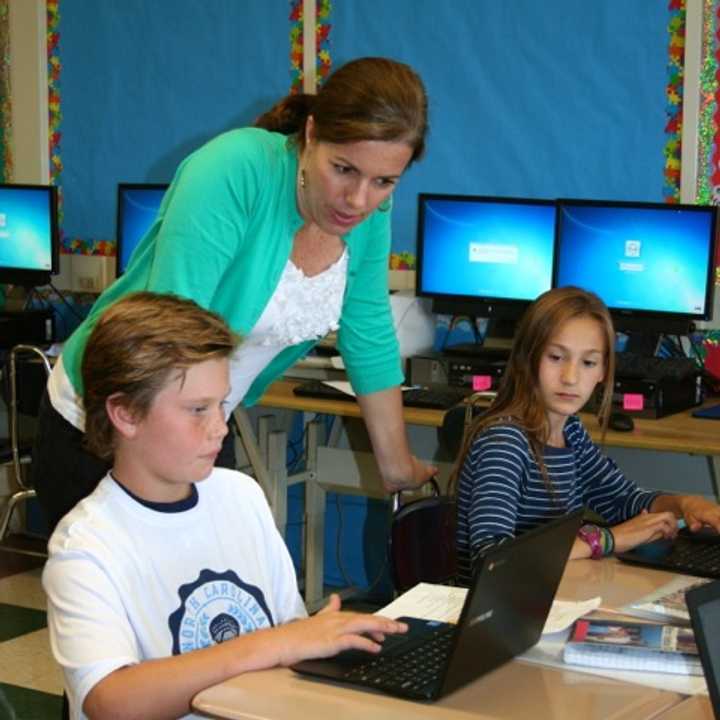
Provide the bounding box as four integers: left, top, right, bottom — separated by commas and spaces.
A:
292, 380, 471, 410
341, 623, 455, 699
619, 530, 720, 579
614, 353, 699, 381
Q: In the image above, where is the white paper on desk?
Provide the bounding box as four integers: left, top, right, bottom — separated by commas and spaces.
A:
542, 597, 602, 634
522, 628, 708, 696
322, 379, 418, 396
377, 584, 600, 636
323, 380, 355, 396
377, 583, 467, 623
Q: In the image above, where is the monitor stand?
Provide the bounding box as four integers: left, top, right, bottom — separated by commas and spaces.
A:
444, 316, 514, 362
620, 331, 661, 357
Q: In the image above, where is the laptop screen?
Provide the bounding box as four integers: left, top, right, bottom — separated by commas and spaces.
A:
687, 580, 720, 719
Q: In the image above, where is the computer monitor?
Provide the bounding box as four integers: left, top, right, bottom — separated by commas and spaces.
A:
554, 198, 718, 348
116, 183, 168, 276
416, 193, 557, 349
0, 183, 59, 287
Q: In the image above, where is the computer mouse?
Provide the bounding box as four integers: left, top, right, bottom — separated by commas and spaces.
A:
608, 412, 634, 432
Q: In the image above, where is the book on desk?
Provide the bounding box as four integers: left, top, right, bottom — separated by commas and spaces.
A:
563, 618, 703, 676
621, 576, 710, 626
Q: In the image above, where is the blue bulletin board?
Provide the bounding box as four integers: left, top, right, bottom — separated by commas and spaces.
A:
58, 1, 670, 255
58, 0, 291, 246
332, 1, 670, 252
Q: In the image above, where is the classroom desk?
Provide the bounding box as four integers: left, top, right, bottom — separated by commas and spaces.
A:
192, 559, 695, 720
655, 695, 715, 719
234, 380, 720, 608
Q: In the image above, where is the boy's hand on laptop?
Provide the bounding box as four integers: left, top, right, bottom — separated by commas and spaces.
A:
612, 510, 678, 553
275, 594, 408, 667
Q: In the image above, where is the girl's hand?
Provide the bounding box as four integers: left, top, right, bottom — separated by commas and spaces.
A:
611, 510, 678, 554
272, 594, 408, 667
678, 496, 720, 534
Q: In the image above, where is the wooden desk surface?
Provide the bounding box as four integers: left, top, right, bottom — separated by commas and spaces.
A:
193, 559, 690, 720
654, 695, 715, 719
259, 380, 720, 456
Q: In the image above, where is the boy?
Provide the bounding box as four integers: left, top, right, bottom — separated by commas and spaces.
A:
43, 292, 406, 720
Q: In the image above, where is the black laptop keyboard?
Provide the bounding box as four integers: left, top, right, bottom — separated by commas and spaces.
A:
342, 624, 455, 699
661, 538, 720, 577
619, 532, 720, 579
293, 380, 470, 410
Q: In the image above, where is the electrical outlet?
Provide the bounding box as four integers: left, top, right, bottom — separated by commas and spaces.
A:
70, 255, 116, 293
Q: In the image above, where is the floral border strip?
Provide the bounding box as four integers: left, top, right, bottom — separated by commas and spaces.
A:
664, 0, 685, 204
290, 0, 332, 93
0, 0, 13, 183
695, 0, 717, 206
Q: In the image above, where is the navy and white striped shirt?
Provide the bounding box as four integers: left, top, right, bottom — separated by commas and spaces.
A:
456, 416, 659, 586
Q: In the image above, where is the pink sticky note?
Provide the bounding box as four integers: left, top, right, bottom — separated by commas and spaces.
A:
623, 393, 644, 411
472, 375, 492, 392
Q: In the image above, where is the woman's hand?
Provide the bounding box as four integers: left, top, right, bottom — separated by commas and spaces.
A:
271, 594, 408, 667
383, 455, 438, 493
356, 387, 438, 493
611, 510, 679, 554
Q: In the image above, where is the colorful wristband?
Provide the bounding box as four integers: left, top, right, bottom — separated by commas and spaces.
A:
600, 527, 615, 556
577, 524, 603, 560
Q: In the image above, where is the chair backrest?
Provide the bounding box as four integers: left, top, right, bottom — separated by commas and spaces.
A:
388, 479, 457, 593
5, 345, 52, 487
438, 402, 487, 463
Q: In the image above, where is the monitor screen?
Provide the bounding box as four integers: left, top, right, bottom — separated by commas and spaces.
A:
416, 194, 557, 316
116, 183, 168, 276
554, 199, 718, 330
0, 183, 59, 286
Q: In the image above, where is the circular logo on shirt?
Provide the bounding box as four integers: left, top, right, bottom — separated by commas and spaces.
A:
169, 568, 274, 655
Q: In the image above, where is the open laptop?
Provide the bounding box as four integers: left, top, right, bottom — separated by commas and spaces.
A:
686, 580, 720, 719
292, 509, 582, 701
617, 527, 720, 579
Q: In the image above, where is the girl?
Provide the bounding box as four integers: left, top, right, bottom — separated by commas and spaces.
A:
454, 286, 720, 585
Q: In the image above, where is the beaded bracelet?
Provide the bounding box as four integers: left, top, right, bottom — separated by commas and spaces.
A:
600, 527, 615, 556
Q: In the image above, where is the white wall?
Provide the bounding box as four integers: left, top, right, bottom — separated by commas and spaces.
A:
8, 0, 48, 183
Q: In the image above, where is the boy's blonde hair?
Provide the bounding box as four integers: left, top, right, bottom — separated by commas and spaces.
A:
82, 292, 238, 460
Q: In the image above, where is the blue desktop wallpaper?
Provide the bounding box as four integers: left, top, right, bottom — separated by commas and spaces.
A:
556, 205, 715, 316
118, 187, 167, 273
419, 198, 556, 301
0, 187, 53, 271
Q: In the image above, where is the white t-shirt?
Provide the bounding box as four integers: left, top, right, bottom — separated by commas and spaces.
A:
42, 468, 306, 720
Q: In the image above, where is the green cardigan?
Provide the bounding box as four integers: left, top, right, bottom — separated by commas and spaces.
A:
60, 128, 402, 407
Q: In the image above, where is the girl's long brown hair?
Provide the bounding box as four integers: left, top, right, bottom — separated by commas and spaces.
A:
449, 286, 616, 495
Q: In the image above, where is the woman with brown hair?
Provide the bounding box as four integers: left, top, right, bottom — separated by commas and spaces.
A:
454, 286, 720, 585
34, 56, 436, 531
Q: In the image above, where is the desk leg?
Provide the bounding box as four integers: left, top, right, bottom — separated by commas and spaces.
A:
232, 409, 272, 501
708, 455, 720, 503
304, 418, 325, 611
267, 430, 288, 534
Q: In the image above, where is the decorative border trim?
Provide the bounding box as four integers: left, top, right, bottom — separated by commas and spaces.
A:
664, 0, 685, 203
290, 0, 331, 93
0, 0, 13, 183
696, 0, 718, 206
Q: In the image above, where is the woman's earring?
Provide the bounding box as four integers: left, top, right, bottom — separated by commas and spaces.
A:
300, 169, 307, 189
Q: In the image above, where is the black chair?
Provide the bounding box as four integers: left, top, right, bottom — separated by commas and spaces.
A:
437, 401, 487, 463
387, 478, 457, 594
0, 344, 52, 552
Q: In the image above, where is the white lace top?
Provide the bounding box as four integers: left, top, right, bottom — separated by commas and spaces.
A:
222, 249, 349, 413
49, 249, 349, 430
